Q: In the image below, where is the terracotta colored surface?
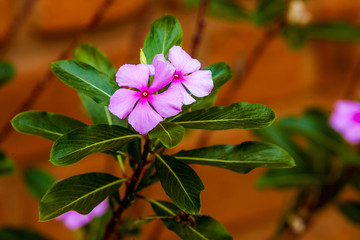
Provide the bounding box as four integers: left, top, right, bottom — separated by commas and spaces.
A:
1, 0, 360, 239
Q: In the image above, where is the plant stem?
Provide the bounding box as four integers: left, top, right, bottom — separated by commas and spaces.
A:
190, 0, 209, 58
102, 137, 151, 240
344, 54, 360, 99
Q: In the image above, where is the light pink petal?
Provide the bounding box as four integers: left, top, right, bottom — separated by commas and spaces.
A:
343, 124, 360, 144
56, 211, 91, 230
169, 81, 195, 105
88, 200, 108, 218
128, 98, 163, 134
115, 64, 150, 91
182, 70, 213, 97
148, 54, 175, 93
108, 89, 140, 119
148, 87, 183, 118
168, 46, 201, 75
146, 64, 155, 75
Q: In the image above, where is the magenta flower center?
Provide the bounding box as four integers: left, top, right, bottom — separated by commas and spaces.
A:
353, 112, 360, 123
174, 72, 180, 79
141, 90, 149, 98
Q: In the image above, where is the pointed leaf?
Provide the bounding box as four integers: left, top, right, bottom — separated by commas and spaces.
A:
0, 150, 15, 176
173, 102, 275, 130
155, 155, 204, 214
338, 201, 360, 225
51, 60, 117, 105
39, 172, 126, 221
12, 111, 87, 141
0, 61, 15, 86
174, 141, 295, 174
143, 15, 183, 63
0, 228, 48, 240
252, 0, 286, 26
50, 125, 141, 166
149, 122, 185, 148
73, 43, 116, 77
305, 23, 360, 42
24, 168, 56, 199
148, 199, 233, 240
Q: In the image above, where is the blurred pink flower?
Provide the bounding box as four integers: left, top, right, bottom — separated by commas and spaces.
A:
329, 100, 360, 144
56, 200, 108, 230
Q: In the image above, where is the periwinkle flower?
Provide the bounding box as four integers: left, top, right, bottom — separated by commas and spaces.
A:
329, 100, 360, 144
109, 54, 183, 134
167, 46, 213, 105
56, 200, 108, 230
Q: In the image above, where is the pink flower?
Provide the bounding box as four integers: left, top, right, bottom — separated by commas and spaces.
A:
167, 46, 213, 105
56, 200, 108, 230
109, 54, 183, 134
329, 100, 360, 144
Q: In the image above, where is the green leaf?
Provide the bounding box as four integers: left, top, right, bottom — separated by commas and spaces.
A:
11, 111, 87, 141
149, 122, 185, 148
143, 15, 183, 63
51, 60, 117, 105
50, 125, 141, 166
0, 150, 15, 176
0, 61, 15, 86
78, 93, 126, 126
173, 102, 275, 130
282, 25, 307, 49
0, 228, 48, 240
39, 172, 126, 221
304, 23, 360, 42
188, 62, 233, 111
24, 168, 56, 199
252, 0, 286, 26
155, 155, 204, 214
73, 43, 116, 77
338, 201, 360, 225
174, 141, 295, 174
148, 199, 233, 240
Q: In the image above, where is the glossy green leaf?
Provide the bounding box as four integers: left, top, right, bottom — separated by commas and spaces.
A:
78, 93, 126, 126
305, 23, 360, 42
12, 111, 87, 141
174, 141, 295, 174
149, 122, 185, 148
338, 201, 360, 225
155, 155, 204, 214
173, 102, 275, 130
51, 60, 117, 105
24, 168, 56, 199
252, 0, 286, 26
73, 43, 116, 77
50, 125, 141, 166
188, 62, 233, 111
0, 228, 48, 240
0, 61, 15, 86
143, 15, 183, 63
39, 172, 126, 221
148, 199, 233, 240
0, 150, 15, 176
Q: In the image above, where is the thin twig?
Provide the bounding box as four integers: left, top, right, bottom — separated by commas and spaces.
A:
0, 0, 116, 145
190, 0, 209, 58
344, 54, 360, 99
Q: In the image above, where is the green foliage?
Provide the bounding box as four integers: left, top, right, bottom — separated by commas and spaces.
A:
155, 155, 204, 214
51, 60, 117, 105
0, 150, 15, 176
252, 0, 286, 26
149, 199, 233, 240
338, 201, 360, 225
0, 228, 48, 240
39, 173, 126, 221
174, 141, 295, 174
143, 15, 183, 63
24, 168, 56, 199
12, 111, 86, 141
149, 122, 185, 148
0, 61, 15, 86
173, 102, 275, 130
304, 23, 360, 42
50, 125, 141, 166
282, 25, 307, 49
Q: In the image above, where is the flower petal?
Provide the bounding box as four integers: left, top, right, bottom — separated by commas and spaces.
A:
115, 64, 150, 91
108, 89, 140, 119
148, 54, 175, 93
57, 211, 91, 230
88, 200, 108, 218
128, 98, 163, 134
170, 81, 195, 105
168, 46, 201, 75
148, 87, 183, 118
182, 70, 213, 97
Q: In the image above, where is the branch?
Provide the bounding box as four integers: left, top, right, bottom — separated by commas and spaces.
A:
190, 0, 209, 58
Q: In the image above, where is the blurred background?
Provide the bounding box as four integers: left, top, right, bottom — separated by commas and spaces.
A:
1, 0, 360, 239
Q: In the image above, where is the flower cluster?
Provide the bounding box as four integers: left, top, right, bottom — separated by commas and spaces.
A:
109, 46, 213, 134
330, 100, 360, 144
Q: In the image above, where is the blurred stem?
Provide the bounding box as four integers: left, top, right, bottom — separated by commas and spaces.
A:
116, 154, 127, 178
344, 54, 360, 99
102, 137, 152, 240
190, 0, 209, 58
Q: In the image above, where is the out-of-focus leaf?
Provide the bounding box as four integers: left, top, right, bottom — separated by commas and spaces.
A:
338, 201, 360, 225
282, 24, 307, 49
24, 168, 56, 199
0, 61, 15, 86
0, 150, 15, 176
252, 0, 286, 26
305, 23, 360, 42
0, 228, 48, 240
